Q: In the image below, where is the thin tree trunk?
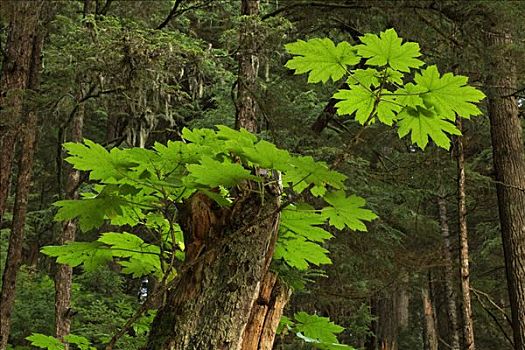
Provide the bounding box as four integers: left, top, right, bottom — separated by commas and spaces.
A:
0, 3, 44, 348
235, 0, 259, 132
437, 197, 461, 350
456, 119, 476, 350
0, 1, 42, 221
54, 97, 84, 347
422, 278, 439, 350
484, 27, 525, 350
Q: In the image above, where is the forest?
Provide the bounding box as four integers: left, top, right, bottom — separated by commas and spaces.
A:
0, 1, 524, 350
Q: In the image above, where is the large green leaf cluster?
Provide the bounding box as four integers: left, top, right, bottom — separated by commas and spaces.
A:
286, 28, 485, 150
44, 126, 376, 277
278, 312, 355, 349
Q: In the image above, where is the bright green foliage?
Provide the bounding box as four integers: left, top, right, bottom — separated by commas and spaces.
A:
41, 242, 113, 272
42, 233, 162, 278
397, 106, 462, 149
322, 191, 378, 231
98, 233, 161, 278
286, 29, 485, 150
26, 334, 64, 350
281, 205, 332, 242
278, 312, 355, 350
63, 335, 96, 350
274, 235, 332, 270
413, 65, 486, 120
333, 87, 375, 124
54, 192, 128, 232
44, 126, 375, 277
186, 157, 259, 187
355, 28, 423, 72
26, 333, 95, 350
285, 38, 360, 83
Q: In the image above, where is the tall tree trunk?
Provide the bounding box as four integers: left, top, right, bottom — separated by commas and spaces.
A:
146, 1, 285, 348
377, 296, 398, 350
422, 275, 438, 350
437, 197, 461, 350
54, 97, 84, 347
0, 3, 45, 348
235, 0, 259, 132
484, 26, 525, 350
456, 119, 476, 350
0, 1, 42, 221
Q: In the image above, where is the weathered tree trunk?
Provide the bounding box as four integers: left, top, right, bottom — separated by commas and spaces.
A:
377, 296, 398, 350
437, 197, 460, 350
456, 119, 476, 350
147, 190, 280, 349
394, 272, 410, 331
484, 27, 525, 350
0, 3, 45, 348
422, 276, 438, 350
146, 1, 286, 349
0, 1, 42, 221
54, 97, 84, 347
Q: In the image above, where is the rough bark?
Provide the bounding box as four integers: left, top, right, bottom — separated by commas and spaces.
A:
55, 98, 84, 347
240, 272, 291, 350
235, 0, 259, 132
437, 197, 461, 350
0, 3, 45, 348
0, 1, 42, 221
484, 28, 525, 350
456, 119, 476, 350
422, 280, 439, 350
146, 190, 281, 349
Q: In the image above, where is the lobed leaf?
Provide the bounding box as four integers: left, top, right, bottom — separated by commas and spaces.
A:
285, 38, 360, 83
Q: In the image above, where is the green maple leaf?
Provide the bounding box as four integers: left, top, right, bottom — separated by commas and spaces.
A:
376, 94, 402, 125
54, 190, 130, 231
26, 334, 65, 350
356, 28, 424, 72
215, 125, 257, 153
274, 235, 332, 270
333, 86, 375, 124
414, 65, 486, 120
186, 156, 259, 187
393, 82, 426, 108
63, 335, 96, 350
41, 241, 113, 271
242, 140, 292, 170
64, 140, 138, 183
322, 191, 377, 231
98, 232, 161, 278
334, 86, 402, 125
397, 106, 461, 150
294, 312, 344, 344
347, 68, 380, 88
282, 156, 346, 195
280, 206, 332, 242
285, 38, 360, 83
